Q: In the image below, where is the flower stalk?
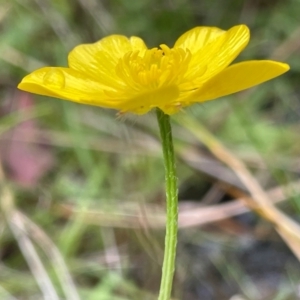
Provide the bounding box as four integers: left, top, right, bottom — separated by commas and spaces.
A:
156, 108, 178, 300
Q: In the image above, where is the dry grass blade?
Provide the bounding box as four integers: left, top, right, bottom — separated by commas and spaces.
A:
8, 212, 60, 300
0, 162, 80, 300
19, 213, 81, 300
33, 0, 79, 48
55, 179, 300, 230
0, 166, 59, 300
1, 45, 45, 72
271, 26, 300, 60
77, 0, 115, 33
175, 114, 300, 260
0, 285, 18, 300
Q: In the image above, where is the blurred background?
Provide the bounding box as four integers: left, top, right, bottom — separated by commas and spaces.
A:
0, 0, 300, 299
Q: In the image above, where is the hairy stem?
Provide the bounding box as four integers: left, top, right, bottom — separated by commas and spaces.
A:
156, 108, 178, 300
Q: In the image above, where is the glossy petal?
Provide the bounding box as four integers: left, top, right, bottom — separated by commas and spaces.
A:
68, 35, 147, 85
188, 60, 290, 103
174, 26, 225, 54
182, 25, 250, 85
18, 67, 120, 108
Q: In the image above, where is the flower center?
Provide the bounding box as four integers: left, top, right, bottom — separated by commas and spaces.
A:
115, 44, 191, 92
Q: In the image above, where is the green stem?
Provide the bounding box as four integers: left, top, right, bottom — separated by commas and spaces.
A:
156, 108, 178, 300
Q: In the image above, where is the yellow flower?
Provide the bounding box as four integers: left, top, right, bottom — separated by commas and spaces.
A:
18, 25, 289, 115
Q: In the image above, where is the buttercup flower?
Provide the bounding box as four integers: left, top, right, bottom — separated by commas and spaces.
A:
18, 25, 289, 115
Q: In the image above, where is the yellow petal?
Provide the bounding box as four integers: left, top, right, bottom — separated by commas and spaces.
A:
188, 60, 290, 103
17, 67, 120, 108
174, 26, 225, 54
68, 35, 147, 84
183, 25, 250, 84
